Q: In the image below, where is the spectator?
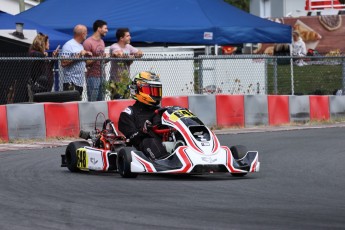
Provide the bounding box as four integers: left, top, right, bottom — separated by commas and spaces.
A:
274, 43, 290, 65
61, 24, 92, 97
292, 31, 307, 66
83, 20, 108, 101
109, 28, 143, 83
27, 32, 59, 102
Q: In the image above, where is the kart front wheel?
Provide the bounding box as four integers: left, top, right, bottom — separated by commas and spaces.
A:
65, 141, 90, 172
117, 147, 138, 178
230, 145, 248, 177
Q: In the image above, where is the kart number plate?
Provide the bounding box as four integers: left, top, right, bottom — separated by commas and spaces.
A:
170, 109, 195, 122
76, 148, 88, 170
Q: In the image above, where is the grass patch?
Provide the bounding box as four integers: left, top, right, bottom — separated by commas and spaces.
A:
267, 62, 343, 95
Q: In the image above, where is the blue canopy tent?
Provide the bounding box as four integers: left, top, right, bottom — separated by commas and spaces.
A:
0, 12, 70, 51
18, 0, 291, 45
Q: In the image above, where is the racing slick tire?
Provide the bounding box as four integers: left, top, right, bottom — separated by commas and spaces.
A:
117, 147, 138, 178
230, 145, 248, 177
65, 141, 90, 172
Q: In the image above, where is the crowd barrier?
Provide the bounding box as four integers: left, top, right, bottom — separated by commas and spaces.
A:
1, 95, 345, 142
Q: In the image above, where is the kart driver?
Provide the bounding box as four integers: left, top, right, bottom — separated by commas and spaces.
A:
118, 71, 168, 160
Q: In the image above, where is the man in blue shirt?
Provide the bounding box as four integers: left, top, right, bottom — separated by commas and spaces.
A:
61, 24, 92, 97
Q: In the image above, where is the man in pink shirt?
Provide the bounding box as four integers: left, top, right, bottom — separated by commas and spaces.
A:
109, 28, 143, 84
83, 20, 108, 101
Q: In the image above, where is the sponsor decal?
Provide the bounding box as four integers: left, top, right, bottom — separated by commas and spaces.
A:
90, 157, 98, 165
201, 142, 210, 146
201, 157, 217, 163
204, 32, 213, 40
146, 147, 156, 160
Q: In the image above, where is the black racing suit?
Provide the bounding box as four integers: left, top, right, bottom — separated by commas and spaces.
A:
118, 101, 168, 160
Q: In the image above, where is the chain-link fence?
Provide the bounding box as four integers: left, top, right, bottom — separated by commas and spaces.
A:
1, 54, 345, 105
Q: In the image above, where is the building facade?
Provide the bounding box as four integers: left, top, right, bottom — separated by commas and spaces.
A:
0, 0, 39, 15
250, 0, 306, 18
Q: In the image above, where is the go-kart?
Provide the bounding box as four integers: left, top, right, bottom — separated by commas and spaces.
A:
61, 107, 260, 178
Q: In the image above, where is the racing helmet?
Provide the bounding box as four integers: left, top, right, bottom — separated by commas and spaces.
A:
130, 71, 162, 106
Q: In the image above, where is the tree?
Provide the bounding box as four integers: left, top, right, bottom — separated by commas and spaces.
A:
224, 0, 250, 12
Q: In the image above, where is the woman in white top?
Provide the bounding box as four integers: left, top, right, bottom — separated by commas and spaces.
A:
292, 31, 307, 66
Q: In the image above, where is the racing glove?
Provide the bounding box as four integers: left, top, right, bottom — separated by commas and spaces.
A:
127, 120, 152, 146
142, 120, 152, 134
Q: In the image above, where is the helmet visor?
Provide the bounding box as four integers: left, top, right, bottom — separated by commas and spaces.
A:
140, 84, 162, 97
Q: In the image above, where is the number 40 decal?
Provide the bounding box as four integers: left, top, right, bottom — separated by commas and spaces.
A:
76, 149, 88, 169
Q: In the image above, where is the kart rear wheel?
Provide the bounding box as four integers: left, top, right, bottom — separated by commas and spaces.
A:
230, 145, 248, 177
117, 147, 138, 178
65, 141, 90, 172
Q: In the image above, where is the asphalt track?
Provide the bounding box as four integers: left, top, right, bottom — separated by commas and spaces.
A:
1, 127, 345, 230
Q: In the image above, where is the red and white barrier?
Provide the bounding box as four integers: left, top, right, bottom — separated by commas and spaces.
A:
161, 96, 189, 108
216, 95, 244, 127
0, 105, 8, 141
1, 95, 344, 141
268, 95, 290, 126
44, 102, 80, 138
6, 103, 46, 140
309, 96, 330, 121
